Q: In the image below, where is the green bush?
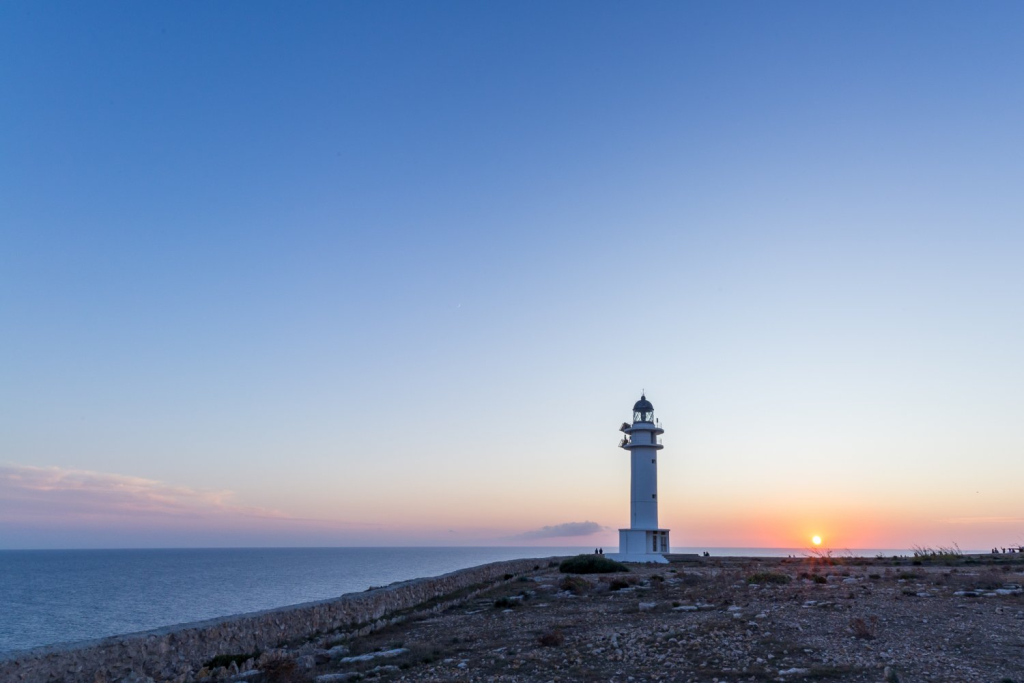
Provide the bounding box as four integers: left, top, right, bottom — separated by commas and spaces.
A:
559, 554, 629, 574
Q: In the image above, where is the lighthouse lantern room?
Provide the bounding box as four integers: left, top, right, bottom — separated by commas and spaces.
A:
609, 394, 671, 563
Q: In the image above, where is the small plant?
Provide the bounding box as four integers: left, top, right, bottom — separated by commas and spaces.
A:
559, 554, 629, 574
974, 570, 1007, 590
812, 575, 827, 584
493, 597, 515, 609
559, 575, 590, 595
748, 571, 791, 585
679, 572, 703, 586
204, 651, 260, 669
538, 629, 565, 647
849, 616, 877, 640
609, 578, 632, 591
503, 573, 514, 580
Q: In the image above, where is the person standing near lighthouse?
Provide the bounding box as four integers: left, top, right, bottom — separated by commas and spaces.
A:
609, 394, 671, 563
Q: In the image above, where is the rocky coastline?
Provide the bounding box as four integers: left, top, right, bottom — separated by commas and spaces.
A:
3, 553, 1023, 683
0, 557, 556, 683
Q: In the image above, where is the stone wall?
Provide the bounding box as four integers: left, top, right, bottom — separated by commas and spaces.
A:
0, 556, 556, 683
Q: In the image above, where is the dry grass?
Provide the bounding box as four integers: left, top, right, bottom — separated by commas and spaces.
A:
849, 616, 877, 640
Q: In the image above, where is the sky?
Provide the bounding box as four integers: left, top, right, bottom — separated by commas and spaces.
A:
2, 1, 1023, 551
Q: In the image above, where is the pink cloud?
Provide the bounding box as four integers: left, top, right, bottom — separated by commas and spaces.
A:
0, 464, 289, 522
0, 464, 383, 547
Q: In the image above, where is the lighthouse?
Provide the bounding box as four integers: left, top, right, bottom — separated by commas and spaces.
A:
610, 394, 671, 563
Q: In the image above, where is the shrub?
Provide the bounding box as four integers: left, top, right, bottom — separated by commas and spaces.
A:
748, 571, 791, 585
609, 578, 632, 591
204, 652, 259, 669
812, 574, 828, 584
974, 570, 1006, 590
493, 597, 515, 609
559, 555, 629, 574
559, 575, 590, 595
679, 573, 703, 586
538, 629, 565, 647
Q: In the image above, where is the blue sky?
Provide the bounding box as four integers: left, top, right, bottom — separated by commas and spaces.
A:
2, 1, 1023, 549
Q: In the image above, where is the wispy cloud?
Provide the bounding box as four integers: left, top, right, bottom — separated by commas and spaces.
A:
940, 516, 1024, 525
0, 464, 288, 522
510, 521, 607, 540
0, 463, 400, 548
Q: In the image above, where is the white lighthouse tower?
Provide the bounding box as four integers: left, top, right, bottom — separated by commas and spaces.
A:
610, 394, 671, 563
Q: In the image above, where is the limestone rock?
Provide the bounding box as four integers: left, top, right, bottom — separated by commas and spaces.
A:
338, 647, 408, 663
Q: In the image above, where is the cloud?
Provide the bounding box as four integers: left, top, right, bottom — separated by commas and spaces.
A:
0, 463, 286, 522
940, 516, 1024, 525
0, 464, 380, 546
510, 521, 608, 540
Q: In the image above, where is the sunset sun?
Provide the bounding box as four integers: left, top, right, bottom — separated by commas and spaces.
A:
812, 535, 822, 546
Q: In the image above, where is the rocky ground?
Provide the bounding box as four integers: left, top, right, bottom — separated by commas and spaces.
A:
206, 555, 1024, 683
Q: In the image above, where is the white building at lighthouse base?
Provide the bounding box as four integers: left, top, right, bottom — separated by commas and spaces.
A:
610, 528, 671, 564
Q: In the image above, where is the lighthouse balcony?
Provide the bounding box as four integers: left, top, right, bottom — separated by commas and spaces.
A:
618, 438, 664, 450
623, 423, 665, 436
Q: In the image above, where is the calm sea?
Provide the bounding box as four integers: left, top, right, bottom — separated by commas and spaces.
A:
0, 546, 914, 654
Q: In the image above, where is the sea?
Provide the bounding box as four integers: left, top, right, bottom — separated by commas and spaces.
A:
0, 546, 914, 655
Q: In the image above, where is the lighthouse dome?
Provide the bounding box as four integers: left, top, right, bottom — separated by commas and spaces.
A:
633, 395, 653, 412
633, 394, 655, 423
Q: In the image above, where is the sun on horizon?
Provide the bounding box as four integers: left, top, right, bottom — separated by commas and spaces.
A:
812, 535, 822, 546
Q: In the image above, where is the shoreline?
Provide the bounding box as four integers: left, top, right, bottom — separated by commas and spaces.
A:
4, 552, 1020, 682
0, 556, 562, 683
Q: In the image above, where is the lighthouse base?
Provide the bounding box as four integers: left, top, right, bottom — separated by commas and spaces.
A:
606, 528, 671, 564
